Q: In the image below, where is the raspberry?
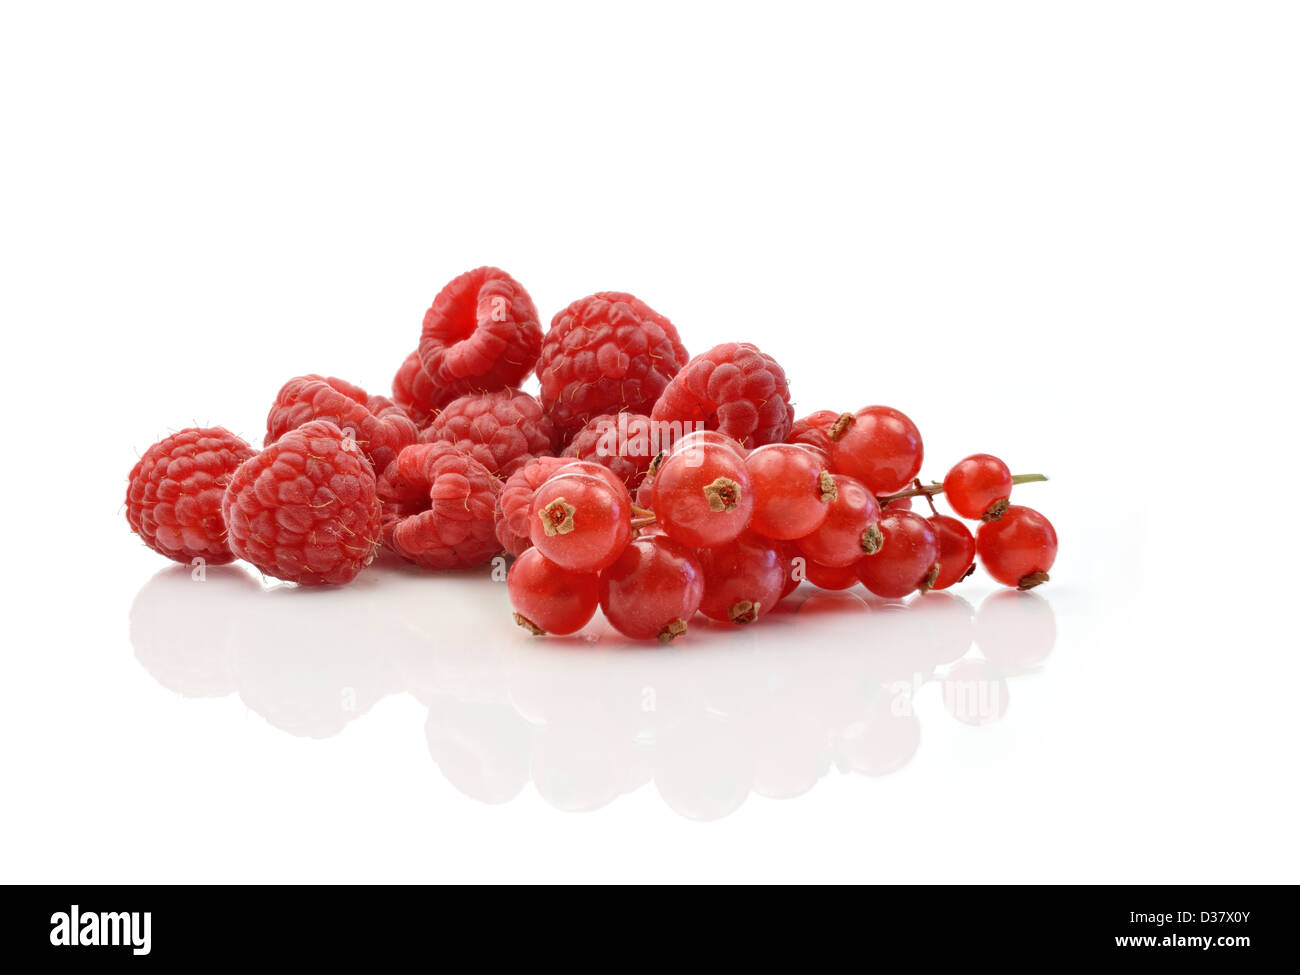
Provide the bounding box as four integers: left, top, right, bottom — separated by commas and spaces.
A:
418, 266, 542, 397
788, 410, 841, 454
126, 427, 256, 565
265, 374, 418, 475
378, 442, 501, 569
560, 412, 655, 489
391, 350, 454, 428
494, 456, 570, 556
418, 388, 557, 477
222, 420, 382, 585
536, 292, 689, 442
650, 342, 792, 449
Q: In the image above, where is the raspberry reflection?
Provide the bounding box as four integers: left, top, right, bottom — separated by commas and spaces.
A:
131, 569, 1056, 820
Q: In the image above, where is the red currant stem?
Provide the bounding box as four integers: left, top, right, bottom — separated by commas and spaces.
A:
630, 505, 655, 519
917, 477, 939, 516
631, 515, 658, 529
877, 472, 1049, 504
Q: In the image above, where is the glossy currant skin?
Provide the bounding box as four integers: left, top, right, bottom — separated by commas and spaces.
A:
744, 443, 832, 541
555, 459, 629, 498
976, 505, 1057, 588
669, 428, 746, 459
804, 558, 861, 591
651, 443, 755, 548
943, 454, 1013, 520
696, 532, 785, 625
599, 534, 704, 641
528, 472, 632, 572
856, 510, 940, 599
928, 514, 977, 590
828, 406, 923, 496
508, 547, 599, 635
794, 473, 881, 567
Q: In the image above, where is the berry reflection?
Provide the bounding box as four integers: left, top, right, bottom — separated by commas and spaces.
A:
130, 563, 1056, 820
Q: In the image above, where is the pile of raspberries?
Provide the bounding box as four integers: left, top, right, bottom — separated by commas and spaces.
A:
127, 265, 1055, 641
127, 267, 736, 584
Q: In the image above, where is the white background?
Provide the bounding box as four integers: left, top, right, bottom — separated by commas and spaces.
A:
2, 1, 1297, 883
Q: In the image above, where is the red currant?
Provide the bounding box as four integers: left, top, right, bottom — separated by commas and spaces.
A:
777, 544, 802, 599
942, 453, 1013, 520
529, 472, 632, 572
928, 514, 976, 590
507, 548, 599, 635
976, 505, 1057, 588
599, 535, 704, 641
794, 473, 882, 567
804, 558, 861, 591
651, 443, 754, 548
744, 443, 833, 540
555, 459, 629, 497
697, 532, 785, 625
855, 510, 940, 599
827, 406, 923, 495
669, 428, 746, 458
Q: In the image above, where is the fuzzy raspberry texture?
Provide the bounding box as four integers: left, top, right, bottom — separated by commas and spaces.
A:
223, 420, 382, 585
378, 442, 502, 569
788, 410, 840, 454
418, 267, 541, 398
650, 342, 793, 449
126, 427, 256, 565
391, 351, 454, 429
560, 412, 655, 489
494, 456, 569, 557
418, 388, 557, 477
536, 292, 689, 443
265, 375, 418, 475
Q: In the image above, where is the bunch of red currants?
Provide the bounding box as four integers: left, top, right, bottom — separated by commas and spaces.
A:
509, 405, 1057, 641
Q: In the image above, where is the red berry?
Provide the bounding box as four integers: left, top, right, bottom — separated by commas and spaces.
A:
804, 558, 861, 591
976, 505, 1057, 589
943, 453, 1013, 520
508, 548, 599, 636
265, 374, 419, 474
391, 350, 454, 428
419, 387, 557, 477
855, 510, 941, 599
787, 410, 840, 454
419, 266, 542, 397
651, 342, 793, 448
697, 532, 785, 625
794, 474, 882, 567
928, 514, 977, 590
777, 543, 802, 599
223, 420, 382, 586
880, 494, 913, 513
494, 456, 570, 557
126, 427, 256, 565
529, 472, 631, 572
555, 459, 630, 497
561, 412, 657, 489
537, 292, 689, 443
744, 443, 834, 540
669, 428, 747, 458
827, 406, 923, 495
377, 442, 502, 570
598, 535, 704, 641
651, 442, 754, 548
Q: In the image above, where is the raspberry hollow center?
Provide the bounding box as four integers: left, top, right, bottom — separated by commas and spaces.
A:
703, 476, 743, 513
539, 497, 577, 536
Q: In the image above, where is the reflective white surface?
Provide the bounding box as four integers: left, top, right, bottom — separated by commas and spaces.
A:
129, 559, 1058, 818
3, 2, 1297, 883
